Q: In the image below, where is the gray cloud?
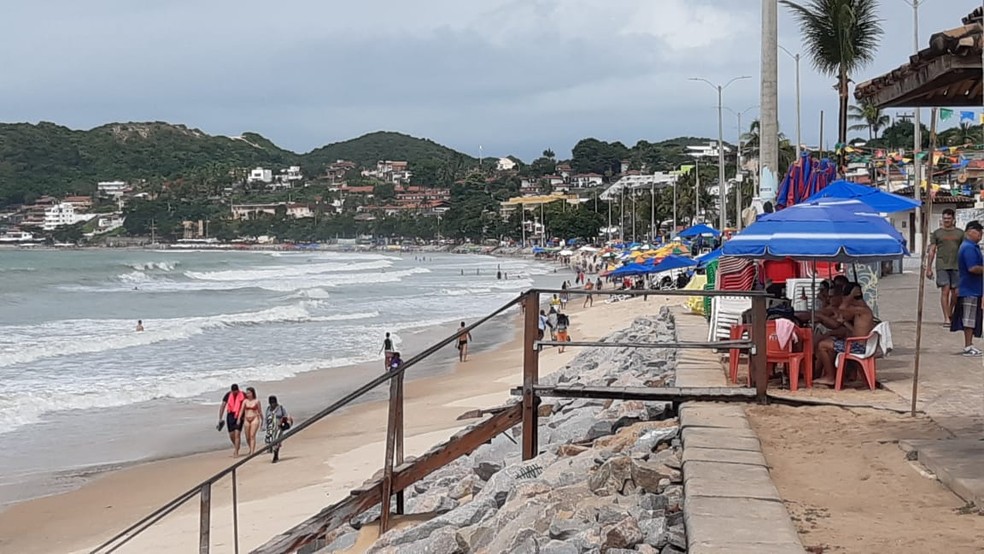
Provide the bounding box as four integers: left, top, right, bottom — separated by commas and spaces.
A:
0, 0, 971, 159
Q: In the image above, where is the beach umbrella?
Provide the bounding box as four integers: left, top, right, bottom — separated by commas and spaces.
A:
803, 179, 920, 214
650, 254, 698, 273
678, 224, 721, 238
723, 198, 908, 262
559, 249, 574, 256
609, 262, 654, 277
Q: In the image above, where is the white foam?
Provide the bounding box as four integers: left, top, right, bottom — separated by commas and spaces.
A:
185, 260, 393, 281
0, 303, 317, 368
126, 261, 179, 271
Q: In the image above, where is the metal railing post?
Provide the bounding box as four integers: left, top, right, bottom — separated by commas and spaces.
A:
199, 482, 211, 554
522, 291, 540, 460
395, 371, 405, 515
232, 469, 240, 554
379, 372, 401, 533
751, 295, 768, 403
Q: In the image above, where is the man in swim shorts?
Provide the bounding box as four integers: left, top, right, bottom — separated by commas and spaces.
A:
219, 384, 246, 457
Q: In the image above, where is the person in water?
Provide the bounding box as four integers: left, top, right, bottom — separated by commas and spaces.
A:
135, 320, 144, 332
264, 395, 293, 463
219, 384, 245, 457
456, 321, 472, 362
238, 387, 263, 456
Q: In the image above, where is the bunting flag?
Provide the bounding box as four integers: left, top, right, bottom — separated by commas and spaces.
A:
980, 113, 984, 124
960, 110, 975, 122
875, 149, 885, 158
940, 108, 953, 121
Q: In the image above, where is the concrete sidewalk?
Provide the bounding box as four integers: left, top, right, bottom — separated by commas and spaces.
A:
862, 268, 984, 506
673, 308, 805, 553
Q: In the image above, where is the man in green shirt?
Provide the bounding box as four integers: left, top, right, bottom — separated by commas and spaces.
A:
927, 208, 965, 326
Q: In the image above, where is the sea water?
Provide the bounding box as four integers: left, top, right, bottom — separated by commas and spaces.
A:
0, 248, 555, 504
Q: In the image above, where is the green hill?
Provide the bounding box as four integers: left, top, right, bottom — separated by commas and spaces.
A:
303, 131, 474, 168
0, 124, 473, 207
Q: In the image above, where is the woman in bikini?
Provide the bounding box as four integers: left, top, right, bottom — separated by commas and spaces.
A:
238, 387, 263, 456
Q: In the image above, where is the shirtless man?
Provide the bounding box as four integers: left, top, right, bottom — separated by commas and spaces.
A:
583, 279, 594, 308
218, 384, 246, 456
135, 320, 144, 332
815, 283, 874, 386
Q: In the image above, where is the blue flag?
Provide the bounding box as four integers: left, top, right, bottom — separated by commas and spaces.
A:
960, 111, 975, 122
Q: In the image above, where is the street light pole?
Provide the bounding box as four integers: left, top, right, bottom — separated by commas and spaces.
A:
778, 45, 802, 158
691, 75, 751, 231
725, 105, 757, 231
902, 0, 924, 252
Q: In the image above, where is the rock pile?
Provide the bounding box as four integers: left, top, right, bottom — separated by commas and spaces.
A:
320, 307, 686, 554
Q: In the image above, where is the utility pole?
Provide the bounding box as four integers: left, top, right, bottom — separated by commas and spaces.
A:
695, 157, 701, 224
902, 0, 924, 252
778, 45, 802, 158
691, 75, 750, 231
150, 219, 157, 245
725, 106, 757, 230
760, 0, 779, 204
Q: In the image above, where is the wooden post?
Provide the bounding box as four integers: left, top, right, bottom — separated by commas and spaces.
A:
912, 107, 938, 417
521, 291, 540, 460
379, 374, 401, 534
395, 372, 405, 515
231, 470, 240, 554
750, 295, 768, 403
199, 482, 211, 554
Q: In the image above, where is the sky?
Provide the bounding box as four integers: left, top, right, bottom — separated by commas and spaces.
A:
0, 0, 972, 161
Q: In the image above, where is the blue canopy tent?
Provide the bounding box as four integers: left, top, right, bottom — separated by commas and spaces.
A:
651, 254, 698, 273
802, 179, 920, 214
678, 224, 721, 238
723, 199, 908, 262
694, 248, 722, 269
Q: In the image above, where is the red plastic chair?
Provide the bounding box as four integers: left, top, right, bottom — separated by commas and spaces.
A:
765, 321, 808, 392
834, 329, 880, 391
728, 323, 749, 385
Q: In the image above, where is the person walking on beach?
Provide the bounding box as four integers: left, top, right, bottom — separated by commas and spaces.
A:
456, 322, 472, 362
388, 351, 403, 372
560, 282, 569, 311
538, 310, 549, 341
583, 279, 595, 308
218, 384, 245, 457
927, 208, 964, 326
380, 332, 395, 370
556, 311, 571, 353
950, 220, 984, 356
264, 395, 293, 464
238, 387, 262, 456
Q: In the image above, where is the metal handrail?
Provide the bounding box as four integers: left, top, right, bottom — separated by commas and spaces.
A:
91, 293, 525, 553
90, 284, 769, 553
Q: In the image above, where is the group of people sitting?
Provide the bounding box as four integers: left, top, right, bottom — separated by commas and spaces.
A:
790, 275, 875, 386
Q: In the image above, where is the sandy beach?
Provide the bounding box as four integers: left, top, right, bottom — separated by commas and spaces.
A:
0, 291, 676, 554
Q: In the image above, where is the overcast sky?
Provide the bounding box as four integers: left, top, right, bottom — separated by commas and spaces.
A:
0, 0, 971, 160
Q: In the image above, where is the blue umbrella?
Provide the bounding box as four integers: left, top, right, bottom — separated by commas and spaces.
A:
678, 224, 721, 238
610, 263, 654, 277
694, 248, 722, 269
802, 179, 920, 214
650, 254, 698, 273
723, 199, 908, 262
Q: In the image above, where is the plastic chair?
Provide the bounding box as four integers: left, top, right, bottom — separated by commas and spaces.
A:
728, 323, 749, 385
765, 320, 808, 392
834, 322, 890, 391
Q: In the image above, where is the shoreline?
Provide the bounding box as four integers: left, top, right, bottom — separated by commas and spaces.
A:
0, 292, 674, 553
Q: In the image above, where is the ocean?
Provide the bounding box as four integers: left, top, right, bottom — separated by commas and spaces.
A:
0, 248, 556, 505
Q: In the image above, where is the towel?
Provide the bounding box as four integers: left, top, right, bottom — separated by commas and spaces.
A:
775, 318, 799, 350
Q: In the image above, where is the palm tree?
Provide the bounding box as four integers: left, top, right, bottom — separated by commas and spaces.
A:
848, 100, 891, 141
942, 122, 978, 147
781, 0, 883, 148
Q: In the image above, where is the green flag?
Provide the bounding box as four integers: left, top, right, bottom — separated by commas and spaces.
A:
940, 108, 953, 121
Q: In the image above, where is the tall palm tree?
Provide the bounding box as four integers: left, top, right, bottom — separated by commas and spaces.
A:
781, 0, 883, 148
848, 100, 891, 140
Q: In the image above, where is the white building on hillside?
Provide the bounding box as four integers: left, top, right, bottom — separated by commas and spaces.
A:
43, 203, 94, 230
97, 180, 127, 198
687, 142, 731, 159
247, 167, 273, 184
496, 157, 517, 172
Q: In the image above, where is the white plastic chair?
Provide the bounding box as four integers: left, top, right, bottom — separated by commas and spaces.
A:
708, 296, 752, 342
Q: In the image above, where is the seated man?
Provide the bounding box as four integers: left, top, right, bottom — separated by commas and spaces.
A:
815, 282, 874, 386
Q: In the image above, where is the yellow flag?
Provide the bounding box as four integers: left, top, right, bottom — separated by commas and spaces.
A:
979, 113, 984, 124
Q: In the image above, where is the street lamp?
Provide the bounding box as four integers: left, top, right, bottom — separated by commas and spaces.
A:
778, 45, 803, 159
690, 75, 751, 231
724, 105, 758, 230
901, 0, 924, 253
